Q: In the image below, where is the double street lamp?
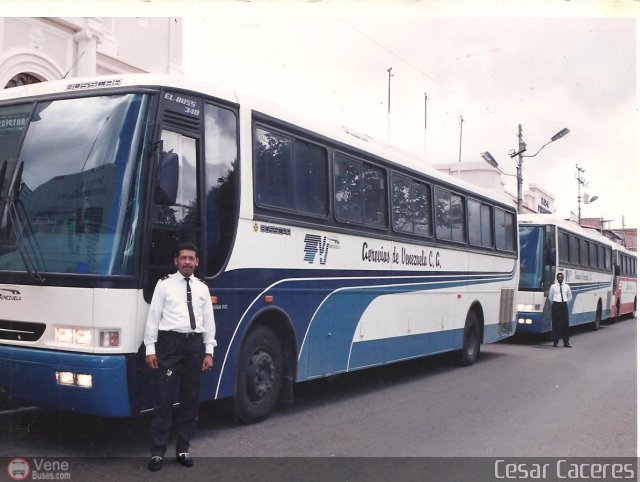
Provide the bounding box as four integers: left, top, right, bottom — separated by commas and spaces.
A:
482, 125, 570, 213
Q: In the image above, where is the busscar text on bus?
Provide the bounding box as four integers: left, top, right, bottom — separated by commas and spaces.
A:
0, 74, 520, 422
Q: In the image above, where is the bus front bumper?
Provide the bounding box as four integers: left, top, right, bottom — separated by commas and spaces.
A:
515, 311, 548, 334
0, 345, 132, 417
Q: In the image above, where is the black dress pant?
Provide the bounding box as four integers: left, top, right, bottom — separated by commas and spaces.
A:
551, 301, 570, 345
150, 331, 204, 457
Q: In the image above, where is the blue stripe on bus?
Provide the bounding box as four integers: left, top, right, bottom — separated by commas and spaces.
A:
347, 329, 463, 370
297, 272, 514, 379
0, 346, 131, 417
212, 264, 517, 398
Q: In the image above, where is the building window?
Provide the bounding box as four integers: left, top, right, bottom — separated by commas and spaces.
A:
5, 73, 42, 89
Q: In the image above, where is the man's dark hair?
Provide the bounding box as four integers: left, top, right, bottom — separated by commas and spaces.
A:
175, 242, 199, 258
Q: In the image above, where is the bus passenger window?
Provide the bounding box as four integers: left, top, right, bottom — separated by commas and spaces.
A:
435, 188, 465, 242
413, 181, 431, 236
334, 155, 362, 224
558, 232, 570, 263
392, 174, 413, 233
392, 175, 431, 236
451, 194, 465, 242
435, 188, 452, 240
495, 208, 515, 252
362, 166, 386, 227
254, 128, 294, 210
294, 140, 327, 217
468, 199, 492, 247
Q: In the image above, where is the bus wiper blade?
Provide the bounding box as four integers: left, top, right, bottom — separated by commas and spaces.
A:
0, 160, 8, 229
3, 161, 45, 282
0, 160, 7, 196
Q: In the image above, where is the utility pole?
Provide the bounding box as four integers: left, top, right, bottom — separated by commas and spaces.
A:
458, 115, 464, 164
424, 92, 429, 162
387, 67, 393, 144
576, 164, 587, 225
485, 125, 569, 215
515, 124, 526, 214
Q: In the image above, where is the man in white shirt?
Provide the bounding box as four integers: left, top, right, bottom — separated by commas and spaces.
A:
548, 272, 572, 348
144, 242, 216, 471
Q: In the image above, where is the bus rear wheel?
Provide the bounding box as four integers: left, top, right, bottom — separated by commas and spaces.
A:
613, 300, 621, 323
235, 325, 283, 424
459, 312, 481, 366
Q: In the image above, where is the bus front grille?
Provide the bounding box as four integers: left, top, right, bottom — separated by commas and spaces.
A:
0, 320, 46, 342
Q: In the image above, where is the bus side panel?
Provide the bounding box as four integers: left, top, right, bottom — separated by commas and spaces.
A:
618, 276, 637, 315
567, 280, 612, 326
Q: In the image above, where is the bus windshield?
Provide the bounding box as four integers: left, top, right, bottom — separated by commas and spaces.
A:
0, 93, 150, 276
519, 225, 545, 290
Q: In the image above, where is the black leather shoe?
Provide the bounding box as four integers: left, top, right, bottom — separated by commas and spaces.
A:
564, 343, 572, 348
552, 343, 558, 347
148, 456, 163, 471
176, 452, 194, 467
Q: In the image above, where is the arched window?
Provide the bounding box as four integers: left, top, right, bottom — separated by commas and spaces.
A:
5, 73, 42, 89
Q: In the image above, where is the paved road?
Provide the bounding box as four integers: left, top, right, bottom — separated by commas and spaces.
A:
0, 317, 635, 480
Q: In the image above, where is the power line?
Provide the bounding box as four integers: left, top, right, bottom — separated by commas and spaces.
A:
338, 17, 519, 142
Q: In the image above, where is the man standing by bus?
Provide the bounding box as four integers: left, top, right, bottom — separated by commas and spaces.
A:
144, 242, 216, 471
549, 272, 572, 348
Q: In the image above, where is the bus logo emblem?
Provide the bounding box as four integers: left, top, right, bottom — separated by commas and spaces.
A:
0, 288, 21, 301
303, 235, 339, 265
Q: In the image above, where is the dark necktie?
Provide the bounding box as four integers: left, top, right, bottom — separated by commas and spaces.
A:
185, 277, 196, 330
560, 284, 564, 303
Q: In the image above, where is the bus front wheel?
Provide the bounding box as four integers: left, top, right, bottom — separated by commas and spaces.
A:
235, 325, 283, 424
459, 312, 481, 366
592, 303, 602, 331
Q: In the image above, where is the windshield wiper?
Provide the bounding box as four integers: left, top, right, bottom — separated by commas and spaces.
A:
2, 161, 45, 282
0, 161, 7, 194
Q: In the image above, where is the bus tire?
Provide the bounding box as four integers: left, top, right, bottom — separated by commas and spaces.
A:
235, 325, 283, 424
459, 311, 481, 367
592, 302, 602, 331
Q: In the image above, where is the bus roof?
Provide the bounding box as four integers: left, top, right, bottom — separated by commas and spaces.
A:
0, 73, 514, 208
519, 213, 630, 249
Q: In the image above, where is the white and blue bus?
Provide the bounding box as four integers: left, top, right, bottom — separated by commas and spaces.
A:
612, 244, 637, 320
517, 214, 614, 335
0, 74, 518, 422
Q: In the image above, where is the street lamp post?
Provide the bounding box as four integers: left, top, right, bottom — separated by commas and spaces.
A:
483, 125, 570, 213
576, 164, 599, 224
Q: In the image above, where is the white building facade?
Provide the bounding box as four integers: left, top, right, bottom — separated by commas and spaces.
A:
1, 17, 182, 88
434, 161, 557, 215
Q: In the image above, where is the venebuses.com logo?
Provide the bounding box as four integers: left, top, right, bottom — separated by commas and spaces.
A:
6, 457, 71, 480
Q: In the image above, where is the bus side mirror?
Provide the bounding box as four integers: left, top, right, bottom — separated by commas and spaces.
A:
154, 151, 179, 206
614, 264, 621, 276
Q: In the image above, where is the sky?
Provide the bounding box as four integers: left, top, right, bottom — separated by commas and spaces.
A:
4, 1, 636, 229
178, 2, 638, 230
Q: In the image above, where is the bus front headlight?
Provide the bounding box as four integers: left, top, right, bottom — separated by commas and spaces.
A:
54, 327, 92, 346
